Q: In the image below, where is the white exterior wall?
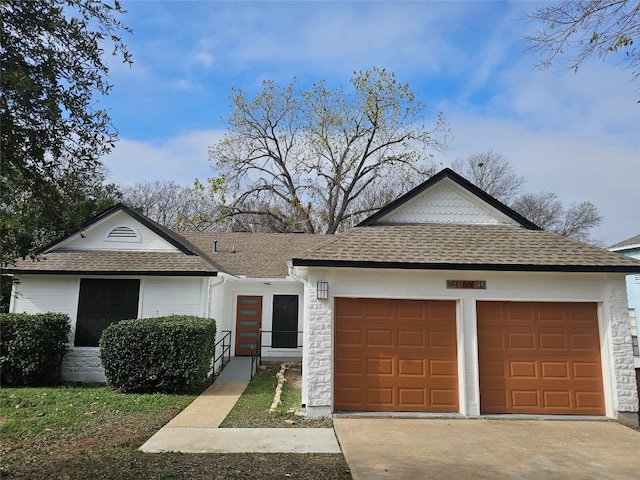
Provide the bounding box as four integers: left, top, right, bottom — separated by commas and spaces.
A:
209, 276, 305, 359
53, 210, 180, 252
300, 267, 639, 419
10, 274, 211, 382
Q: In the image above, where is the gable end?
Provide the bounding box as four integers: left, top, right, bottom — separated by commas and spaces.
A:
358, 168, 540, 230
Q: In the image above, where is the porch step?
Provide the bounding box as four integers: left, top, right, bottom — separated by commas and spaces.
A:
215, 356, 255, 382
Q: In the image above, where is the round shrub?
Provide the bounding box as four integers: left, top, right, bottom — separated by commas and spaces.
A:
0, 313, 70, 386
99, 315, 216, 393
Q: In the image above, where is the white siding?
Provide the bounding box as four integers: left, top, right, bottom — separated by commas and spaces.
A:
10, 274, 211, 383
52, 210, 180, 252
11, 275, 78, 316
299, 267, 638, 420
140, 278, 205, 318
379, 179, 518, 226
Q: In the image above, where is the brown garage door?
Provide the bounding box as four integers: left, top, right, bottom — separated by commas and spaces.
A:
334, 298, 458, 412
478, 301, 605, 415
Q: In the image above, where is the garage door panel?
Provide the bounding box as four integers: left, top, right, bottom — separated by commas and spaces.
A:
575, 391, 604, 409
572, 362, 601, 379
429, 330, 456, 348
368, 388, 394, 407
367, 358, 394, 375
571, 334, 599, 351
336, 328, 362, 346
539, 333, 567, 350
367, 329, 394, 346
429, 359, 456, 377
430, 389, 458, 408
508, 333, 536, 350
399, 359, 425, 376
399, 388, 425, 406
364, 299, 394, 318
541, 362, 569, 378
543, 391, 571, 408
335, 298, 457, 412
510, 361, 537, 378
511, 390, 540, 408
478, 301, 604, 415
398, 330, 425, 347
336, 357, 362, 374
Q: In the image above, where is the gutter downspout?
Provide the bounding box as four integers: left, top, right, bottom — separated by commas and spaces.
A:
288, 261, 310, 409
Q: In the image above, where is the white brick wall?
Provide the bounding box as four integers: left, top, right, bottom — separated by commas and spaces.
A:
305, 280, 333, 410
61, 348, 105, 383
604, 276, 639, 414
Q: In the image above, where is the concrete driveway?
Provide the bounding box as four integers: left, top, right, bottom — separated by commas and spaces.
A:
334, 418, 640, 480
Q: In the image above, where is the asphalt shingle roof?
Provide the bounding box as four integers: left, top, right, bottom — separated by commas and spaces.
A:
609, 234, 640, 251
292, 224, 640, 272
179, 232, 328, 278
7, 250, 218, 275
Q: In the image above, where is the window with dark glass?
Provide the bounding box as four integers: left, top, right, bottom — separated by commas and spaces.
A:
271, 295, 298, 348
74, 279, 140, 347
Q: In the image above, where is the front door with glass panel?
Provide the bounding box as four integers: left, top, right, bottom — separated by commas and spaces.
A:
235, 295, 262, 356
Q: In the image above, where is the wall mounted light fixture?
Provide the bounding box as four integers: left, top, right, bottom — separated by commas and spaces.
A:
317, 281, 329, 300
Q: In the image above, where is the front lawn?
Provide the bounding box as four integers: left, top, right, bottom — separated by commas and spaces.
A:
221, 362, 333, 428
0, 385, 350, 479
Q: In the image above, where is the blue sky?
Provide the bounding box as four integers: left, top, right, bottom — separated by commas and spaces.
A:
101, 1, 639, 245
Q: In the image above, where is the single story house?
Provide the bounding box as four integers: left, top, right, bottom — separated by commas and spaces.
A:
7, 168, 640, 424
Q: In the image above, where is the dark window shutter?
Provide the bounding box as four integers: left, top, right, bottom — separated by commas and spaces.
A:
271, 294, 298, 348
75, 279, 140, 347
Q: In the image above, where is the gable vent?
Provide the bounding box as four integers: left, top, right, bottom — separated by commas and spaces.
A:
106, 225, 141, 243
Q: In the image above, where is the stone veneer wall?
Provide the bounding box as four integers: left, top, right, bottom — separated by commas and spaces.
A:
605, 276, 639, 421
304, 280, 333, 417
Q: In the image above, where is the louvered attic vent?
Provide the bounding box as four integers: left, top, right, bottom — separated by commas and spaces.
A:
106, 225, 140, 242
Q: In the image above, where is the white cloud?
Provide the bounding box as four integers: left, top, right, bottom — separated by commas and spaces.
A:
439, 111, 639, 245
102, 130, 224, 186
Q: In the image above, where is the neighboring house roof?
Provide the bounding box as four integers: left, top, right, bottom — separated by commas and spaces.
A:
609, 234, 640, 252
7, 251, 218, 276
180, 231, 327, 278
291, 224, 640, 273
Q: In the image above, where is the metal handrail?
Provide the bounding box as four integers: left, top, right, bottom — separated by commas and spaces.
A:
249, 330, 303, 379
212, 330, 231, 381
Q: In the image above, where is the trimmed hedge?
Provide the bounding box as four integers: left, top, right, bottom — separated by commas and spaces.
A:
99, 315, 216, 393
0, 313, 71, 386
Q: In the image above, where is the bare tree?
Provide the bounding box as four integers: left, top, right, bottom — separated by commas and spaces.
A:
452, 151, 525, 204
511, 192, 602, 243
451, 153, 602, 243
209, 68, 449, 234
526, 0, 640, 78
121, 181, 222, 231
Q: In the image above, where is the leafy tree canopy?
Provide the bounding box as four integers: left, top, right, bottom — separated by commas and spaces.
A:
208, 68, 449, 234
1, 0, 132, 265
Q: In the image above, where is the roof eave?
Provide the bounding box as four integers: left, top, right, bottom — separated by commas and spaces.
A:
6, 269, 218, 277
290, 258, 640, 273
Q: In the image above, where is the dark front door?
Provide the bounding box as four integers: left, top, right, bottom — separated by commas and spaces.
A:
271, 294, 298, 348
75, 279, 140, 347
235, 295, 262, 356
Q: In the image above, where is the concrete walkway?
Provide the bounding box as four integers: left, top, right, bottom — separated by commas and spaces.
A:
139, 357, 341, 454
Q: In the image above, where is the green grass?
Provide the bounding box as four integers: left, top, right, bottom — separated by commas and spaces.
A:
0, 384, 350, 479
1, 385, 194, 441
221, 364, 332, 428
